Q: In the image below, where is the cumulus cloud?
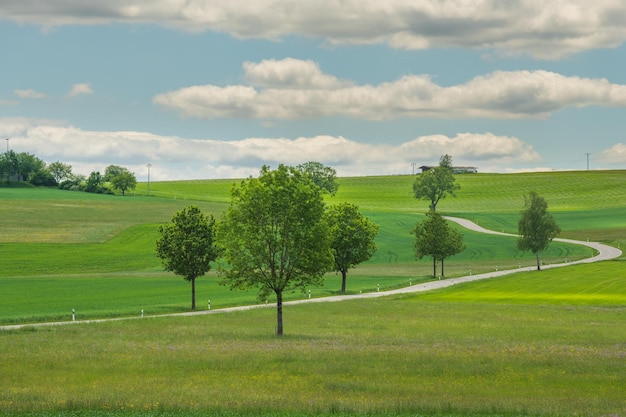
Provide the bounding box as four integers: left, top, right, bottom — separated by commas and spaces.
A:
153, 59, 626, 120
598, 143, 626, 164
67, 83, 93, 97
1, 117, 540, 180
14, 89, 46, 99
1, 1, 625, 58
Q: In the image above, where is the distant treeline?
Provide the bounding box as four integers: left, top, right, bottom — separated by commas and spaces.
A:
0, 150, 136, 195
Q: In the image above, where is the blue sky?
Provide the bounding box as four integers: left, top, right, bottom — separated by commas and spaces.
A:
2, 1, 626, 180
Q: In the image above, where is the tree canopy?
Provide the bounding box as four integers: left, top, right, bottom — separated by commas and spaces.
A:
217, 164, 333, 336
327, 202, 379, 294
156, 205, 219, 310
48, 161, 73, 183
413, 154, 460, 211
296, 161, 339, 196
412, 211, 465, 277
110, 171, 137, 196
517, 191, 561, 270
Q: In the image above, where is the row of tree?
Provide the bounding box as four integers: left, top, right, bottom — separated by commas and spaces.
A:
156, 159, 560, 336
156, 163, 379, 336
0, 151, 137, 195
0, 151, 54, 185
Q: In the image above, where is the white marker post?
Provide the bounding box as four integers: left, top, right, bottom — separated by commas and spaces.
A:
208, 300, 211, 310
72, 309, 75, 322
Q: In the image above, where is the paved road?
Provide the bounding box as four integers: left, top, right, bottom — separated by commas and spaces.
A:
2, 217, 621, 331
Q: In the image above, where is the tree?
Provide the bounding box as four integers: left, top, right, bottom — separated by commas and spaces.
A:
413, 154, 460, 211
217, 164, 333, 336
16, 153, 45, 182
29, 169, 57, 186
1, 150, 19, 183
517, 191, 561, 270
110, 171, 137, 195
296, 161, 339, 196
103, 165, 128, 182
412, 211, 465, 277
326, 202, 379, 294
48, 161, 73, 183
156, 206, 219, 310
84, 171, 106, 193
0, 153, 8, 182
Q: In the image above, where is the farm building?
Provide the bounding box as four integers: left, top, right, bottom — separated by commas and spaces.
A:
418, 165, 478, 174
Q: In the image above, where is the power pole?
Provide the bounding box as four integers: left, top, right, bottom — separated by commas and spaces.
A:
585, 153, 591, 171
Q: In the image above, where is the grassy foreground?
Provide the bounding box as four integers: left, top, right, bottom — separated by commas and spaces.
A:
1, 261, 624, 417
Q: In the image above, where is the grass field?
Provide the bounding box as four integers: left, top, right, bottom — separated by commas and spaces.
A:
0, 196, 594, 324
0, 262, 624, 416
1, 170, 625, 416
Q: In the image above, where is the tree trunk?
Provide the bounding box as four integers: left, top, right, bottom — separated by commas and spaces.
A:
276, 290, 283, 336
191, 277, 196, 310
341, 269, 347, 294
432, 257, 437, 277
535, 252, 541, 270
441, 258, 445, 277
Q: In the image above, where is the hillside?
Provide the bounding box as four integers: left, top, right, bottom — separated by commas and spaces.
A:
0, 169, 624, 326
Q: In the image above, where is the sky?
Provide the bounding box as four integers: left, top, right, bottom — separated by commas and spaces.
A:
1, 1, 626, 181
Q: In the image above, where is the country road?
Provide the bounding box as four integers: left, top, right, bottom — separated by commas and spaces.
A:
1, 217, 621, 331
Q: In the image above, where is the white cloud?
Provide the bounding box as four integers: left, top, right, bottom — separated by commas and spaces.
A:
243, 58, 353, 89
2, 1, 625, 58
598, 143, 626, 164
1, 117, 540, 180
154, 59, 626, 121
67, 83, 93, 97
14, 89, 46, 99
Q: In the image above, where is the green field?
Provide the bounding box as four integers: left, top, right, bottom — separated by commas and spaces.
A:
1, 170, 625, 416
1, 263, 624, 416
1, 172, 614, 323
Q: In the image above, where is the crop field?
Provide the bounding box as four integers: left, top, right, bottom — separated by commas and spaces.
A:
1, 170, 625, 416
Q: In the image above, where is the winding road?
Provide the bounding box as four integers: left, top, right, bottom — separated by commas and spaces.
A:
2, 217, 621, 331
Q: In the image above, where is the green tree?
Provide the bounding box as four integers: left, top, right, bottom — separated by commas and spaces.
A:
29, 169, 57, 186
412, 211, 465, 277
413, 154, 460, 211
326, 202, 379, 294
0, 153, 8, 182
517, 191, 561, 270
1, 150, 19, 183
110, 171, 137, 195
217, 164, 333, 336
84, 171, 105, 193
48, 161, 73, 183
296, 161, 339, 196
16, 153, 45, 182
103, 165, 128, 182
156, 206, 219, 310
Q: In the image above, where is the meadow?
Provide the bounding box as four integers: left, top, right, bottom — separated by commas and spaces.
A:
1, 172, 614, 324
1, 170, 625, 416
0, 263, 624, 416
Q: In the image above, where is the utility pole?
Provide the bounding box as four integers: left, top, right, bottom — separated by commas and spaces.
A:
5, 137, 9, 152
585, 153, 591, 171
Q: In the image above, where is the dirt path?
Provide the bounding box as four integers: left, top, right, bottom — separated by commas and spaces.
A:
2, 217, 621, 331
